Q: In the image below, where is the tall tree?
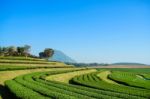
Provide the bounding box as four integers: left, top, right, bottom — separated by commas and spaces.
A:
39, 48, 54, 60
44, 48, 54, 58
0, 47, 3, 56
17, 47, 24, 56
8, 46, 17, 56
39, 52, 45, 58
2, 47, 9, 56
0, 45, 32, 57
24, 45, 31, 57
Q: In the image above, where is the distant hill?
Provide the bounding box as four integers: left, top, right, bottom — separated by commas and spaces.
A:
49, 50, 76, 63
112, 62, 147, 66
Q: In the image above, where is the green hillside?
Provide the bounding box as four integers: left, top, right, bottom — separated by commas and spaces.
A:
0, 56, 74, 71
0, 56, 150, 99
0, 56, 75, 99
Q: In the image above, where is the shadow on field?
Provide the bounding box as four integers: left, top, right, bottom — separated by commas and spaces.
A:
0, 85, 16, 99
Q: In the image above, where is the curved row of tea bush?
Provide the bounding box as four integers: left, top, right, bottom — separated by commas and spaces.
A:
5, 69, 99, 99
5, 80, 50, 99
140, 74, 150, 80
4, 69, 150, 99
5, 70, 78, 99
0, 56, 73, 72
70, 71, 150, 99
4, 69, 131, 99
34, 70, 149, 99
0, 65, 72, 71
0, 59, 58, 64
108, 71, 150, 89
96, 68, 150, 73
0, 56, 46, 61
34, 71, 123, 99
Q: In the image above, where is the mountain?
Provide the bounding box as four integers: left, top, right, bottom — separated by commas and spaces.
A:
49, 50, 76, 63
112, 62, 147, 66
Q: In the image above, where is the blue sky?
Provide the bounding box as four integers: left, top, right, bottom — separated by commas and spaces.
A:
0, 0, 150, 64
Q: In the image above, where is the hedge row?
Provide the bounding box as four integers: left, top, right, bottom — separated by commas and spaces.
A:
0, 56, 45, 61
5, 69, 150, 99
71, 71, 150, 99
108, 71, 150, 90
5, 80, 49, 99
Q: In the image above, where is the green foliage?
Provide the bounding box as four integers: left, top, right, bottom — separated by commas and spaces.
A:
0, 65, 60, 71
5, 69, 123, 99
0, 56, 73, 71
5, 70, 88, 99
71, 72, 150, 99
108, 71, 150, 89
97, 68, 150, 73
39, 48, 54, 59
0, 56, 45, 61
35, 73, 120, 99
0, 45, 31, 57
141, 74, 150, 80
0, 59, 56, 64
4, 68, 150, 99
5, 80, 49, 99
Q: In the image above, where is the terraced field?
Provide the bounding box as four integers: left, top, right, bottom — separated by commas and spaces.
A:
0, 57, 73, 71
46, 69, 96, 83
73, 69, 150, 98
0, 57, 150, 99
0, 56, 74, 99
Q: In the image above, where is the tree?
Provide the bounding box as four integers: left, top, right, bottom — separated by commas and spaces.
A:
39, 48, 54, 60
44, 48, 54, 58
17, 47, 25, 56
8, 46, 17, 56
24, 45, 31, 58
0, 45, 33, 57
2, 47, 9, 56
0, 47, 3, 56
39, 52, 45, 58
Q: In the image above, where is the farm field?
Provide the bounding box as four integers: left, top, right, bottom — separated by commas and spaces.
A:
0, 56, 75, 99
90, 65, 150, 68
1, 0, 150, 98
46, 69, 96, 83
0, 57, 150, 99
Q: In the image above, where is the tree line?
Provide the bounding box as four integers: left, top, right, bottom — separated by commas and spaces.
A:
0, 45, 31, 57
0, 45, 54, 59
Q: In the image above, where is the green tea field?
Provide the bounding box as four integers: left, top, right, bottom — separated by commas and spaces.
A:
0, 57, 150, 99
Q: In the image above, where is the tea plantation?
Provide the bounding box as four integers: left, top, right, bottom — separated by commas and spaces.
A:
0, 57, 150, 99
